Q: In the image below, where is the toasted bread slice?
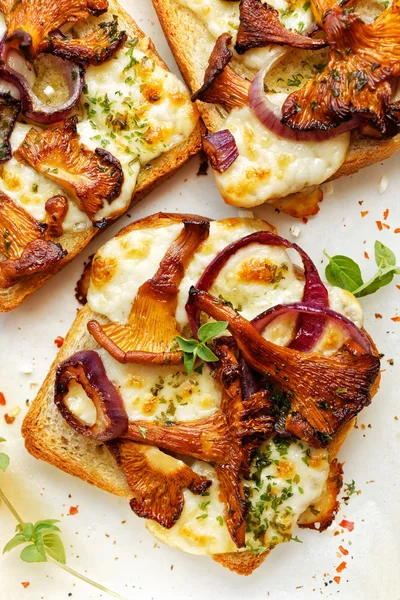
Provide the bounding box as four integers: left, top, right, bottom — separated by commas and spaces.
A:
152, 0, 400, 184
0, 1, 201, 312
22, 211, 380, 575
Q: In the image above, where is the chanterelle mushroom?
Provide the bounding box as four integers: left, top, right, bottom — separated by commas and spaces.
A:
0, 191, 66, 288
0, 93, 21, 164
88, 219, 210, 363
282, 0, 400, 136
13, 117, 124, 223
0, 0, 108, 59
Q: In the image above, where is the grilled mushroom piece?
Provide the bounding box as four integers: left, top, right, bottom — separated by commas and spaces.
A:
14, 117, 123, 222
0, 0, 108, 59
0, 93, 21, 164
45, 195, 69, 238
0, 191, 66, 288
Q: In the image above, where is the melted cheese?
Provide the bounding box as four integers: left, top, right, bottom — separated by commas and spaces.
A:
148, 438, 329, 554
176, 0, 312, 71
2, 124, 91, 233
213, 105, 350, 207
64, 381, 97, 426
77, 38, 197, 221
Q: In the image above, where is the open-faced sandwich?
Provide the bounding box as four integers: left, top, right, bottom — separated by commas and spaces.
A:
153, 0, 400, 212
22, 212, 381, 575
0, 0, 200, 311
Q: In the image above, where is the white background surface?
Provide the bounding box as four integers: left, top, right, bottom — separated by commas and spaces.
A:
1, 1, 400, 598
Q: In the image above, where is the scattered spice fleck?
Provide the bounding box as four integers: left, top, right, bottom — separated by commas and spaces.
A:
394, 228, 400, 234
396, 285, 400, 290
336, 561, 347, 573
0, 392, 6, 406
4, 413, 15, 425
21, 582, 30, 589
383, 208, 389, 220
339, 519, 354, 532
391, 316, 400, 322
375, 313, 382, 319
339, 545, 349, 556
360, 211, 369, 217
382, 222, 390, 230
54, 336, 64, 348
69, 506, 79, 516
376, 220, 383, 231
333, 576, 341, 584
302, 217, 308, 224
364, 251, 370, 259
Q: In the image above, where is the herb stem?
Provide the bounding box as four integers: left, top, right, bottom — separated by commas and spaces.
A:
0, 485, 128, 600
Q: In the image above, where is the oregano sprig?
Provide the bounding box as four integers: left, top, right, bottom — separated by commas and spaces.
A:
0, 439, 126, 599
324, 240, 400, 297
175, 321, 229, 374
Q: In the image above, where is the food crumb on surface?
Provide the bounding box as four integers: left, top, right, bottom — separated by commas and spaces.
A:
0, 392, 6, 406
21, 582, 30, 589
336, 561, 347, 573
378, 175, 389, 193
290, 225, 301, 237
69, 506, 79, 516
54, 336, 64, 348
19, 363, 34, 375
360, 211, 369, 217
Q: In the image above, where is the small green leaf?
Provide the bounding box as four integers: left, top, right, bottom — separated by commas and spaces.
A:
216, 515, 224, 526
33, 522, 61, 537
355, 270, 394, 297
0, 437, 6, 443
43, 533, 66, 564
324, 252, 363, 292
0, 453, 10, 472
138, 426, 147, 439
374, 240, 396, 267
183, 352, 196, 374
175, 336, 199, 353
20, 522, 34, 541
20, 544, 47, 563
197, 344, 218, 363
197, 321, 228, 343
194, 363, 203, 375
3, 533, 26, 554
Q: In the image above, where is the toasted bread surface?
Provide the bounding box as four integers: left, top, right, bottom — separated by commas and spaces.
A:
0, 1, 201, 312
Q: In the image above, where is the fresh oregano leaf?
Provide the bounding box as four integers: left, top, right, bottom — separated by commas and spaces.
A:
183, 351, 196, 375
3, 533, 26, 554
197, 321, 228, 343
197, 345, 218, 362
354, 270, 394, 298
20, 544, 47, 563
175, 337, 199, 353
0, 437, 6, 443
324, 251, 363, 292
0, 453, 10, 472
42, 532, 66, 564
374, 240, 396, 267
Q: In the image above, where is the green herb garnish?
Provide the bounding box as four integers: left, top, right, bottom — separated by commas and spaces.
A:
175, 321, 228, 374
324, 241, 400, 297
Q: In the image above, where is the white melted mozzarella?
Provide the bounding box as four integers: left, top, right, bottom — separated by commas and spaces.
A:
176, 0, 313, 71
1, 124, 91, 233
77, 39, 197, 221
214, 105, 350, 207
148, 438, 329, 554
87, 222, 183, 322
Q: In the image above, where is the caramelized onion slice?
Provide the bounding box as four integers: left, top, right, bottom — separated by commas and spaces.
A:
88, 219, 210, 363
281, 0, 400, 137
40, 17, 127, 66
55, 350, 128, 441
235, 0, 327, 55
202, 130, 239, 173
298, 458, 343, 531
188, 288, 380, 447
13, 117, 123, 221
0, 92, 20, 163
108, 440, 211, 529
0, 0, 108, 59
125, 413, 231, 463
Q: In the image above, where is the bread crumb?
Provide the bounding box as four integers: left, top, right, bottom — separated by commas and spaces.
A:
379, 175, 389, 193
290, 225, 301, 238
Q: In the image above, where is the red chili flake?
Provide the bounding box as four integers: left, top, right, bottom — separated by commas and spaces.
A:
397, 285, 400, 290
360, 211, 369, 217
0, 392, 6, 406
21, 582, 30, 589
333, 576, 341, 585
54, 336, 64, 348
382, 222, 390, 230
375, 313, 382, 319
391, 316, 400, 322
383, 208, 389, 220
4, 414, 15, 425
364, 251, 370, 259
339, 545, 349, 556
394, 228, 400, 233
339, 519, 354, 531
376, 220, 383, 231
336, 561, 347, 573
302, 217, 308, 224
69, 506, 79, 516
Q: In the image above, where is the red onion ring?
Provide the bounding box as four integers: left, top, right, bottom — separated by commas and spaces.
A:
249, 61, 362, 141
0, 44, 84, 124
251, 302, 371, 353
55, 350, 128, 441
202, 129, 239, 173
186, 230, 328, 352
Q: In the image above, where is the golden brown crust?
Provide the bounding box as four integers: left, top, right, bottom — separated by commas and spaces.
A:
0, 0, 201, 312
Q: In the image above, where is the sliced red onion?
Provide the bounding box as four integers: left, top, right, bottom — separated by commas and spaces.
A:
251, 302, 372, 353
202, 130, 239, 173
0, 45, 83, 124
186, 230, 328, 353
249, 61, 362, 141
55, 350, 128, 441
